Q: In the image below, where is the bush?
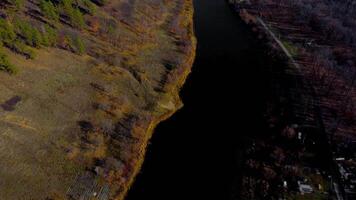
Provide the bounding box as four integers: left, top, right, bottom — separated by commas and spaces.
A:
10, 40, 36, 59
82, 0, 97, 15
41, 24, 58, 47
39, 0, 60, 22
12, 0, 25, 10
73, 36, 85, 54
0, 18, 16, 44
60, 0, 86, 28
0, 19, 36, 60
88, 17, 100, 32
0, 47, 17, 74
71, 8, 85, 28
32, 29, 43, 48
64, 34, 86, 55
61, 0, 74, 11
15, 20, 34, 45
15, 20, 43, 47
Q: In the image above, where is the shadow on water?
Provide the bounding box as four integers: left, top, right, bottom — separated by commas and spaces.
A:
126, 1, 284, 199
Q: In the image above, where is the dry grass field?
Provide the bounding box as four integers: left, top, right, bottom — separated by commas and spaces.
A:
0, 0, 196, 199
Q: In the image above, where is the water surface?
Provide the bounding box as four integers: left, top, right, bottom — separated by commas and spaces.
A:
126, 1, 278, 199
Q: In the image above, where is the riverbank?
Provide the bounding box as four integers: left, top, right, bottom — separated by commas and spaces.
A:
125, 1, 288, 199
116, 1, 197, 200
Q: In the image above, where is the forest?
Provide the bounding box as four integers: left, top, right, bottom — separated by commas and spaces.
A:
230, 0, 356, 199
242, 0, 356, 148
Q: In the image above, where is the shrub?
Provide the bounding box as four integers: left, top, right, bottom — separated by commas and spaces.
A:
61, 0, 74, 11
13, 0, 25, 10
0, 18, 16, 44
60, 0, 75, 20
61, 33, 86, 55
15, 20, 34, 45
10, 40, 36, 59
60, 0, 86, 28
64, 35, 73, 49
73, 36, 85, 54
0, 47, 17, 74
88, 17, 100, 32
0, 19, 36, 60
15, 20, 43, 47
82, 0, 97, 15
32, 29, 43, 48
41, 24, 58, 46
39, 0, 60, 22
71, 8, 85, 28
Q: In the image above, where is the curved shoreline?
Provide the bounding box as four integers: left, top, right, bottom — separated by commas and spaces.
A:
116, 3, 197, 199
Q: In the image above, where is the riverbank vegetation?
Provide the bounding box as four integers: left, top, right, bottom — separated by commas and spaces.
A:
0, 0, 195, 199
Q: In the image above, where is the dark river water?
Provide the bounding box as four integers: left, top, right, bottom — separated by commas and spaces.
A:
126, 1, 278, 199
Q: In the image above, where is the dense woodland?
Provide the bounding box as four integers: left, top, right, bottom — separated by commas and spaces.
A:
231, 0, 356, 199
245, 0, 356, 146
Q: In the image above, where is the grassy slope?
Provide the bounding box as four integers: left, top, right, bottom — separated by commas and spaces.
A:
0, 0, 196, 199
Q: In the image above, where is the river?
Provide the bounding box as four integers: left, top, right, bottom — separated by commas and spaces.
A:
126, 0, 280, 199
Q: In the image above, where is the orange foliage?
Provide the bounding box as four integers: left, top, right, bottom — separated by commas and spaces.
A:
88, 17, 100, 33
